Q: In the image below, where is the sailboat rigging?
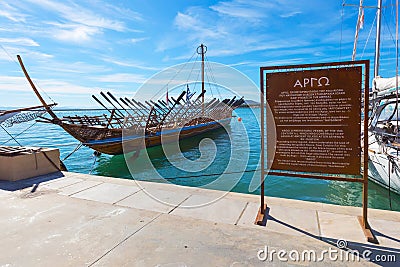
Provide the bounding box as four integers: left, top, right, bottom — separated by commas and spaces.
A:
363, 0, 400, 195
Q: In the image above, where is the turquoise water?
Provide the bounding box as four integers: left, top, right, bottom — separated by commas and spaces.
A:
1, 107, 400, 211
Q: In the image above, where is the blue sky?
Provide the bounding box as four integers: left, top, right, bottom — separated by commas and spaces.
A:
0, 0, 398, 108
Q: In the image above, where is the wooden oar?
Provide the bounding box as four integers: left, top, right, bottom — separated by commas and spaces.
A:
107, 92, 139, 125
91, 95, 119, 128
99, 92, 128, 125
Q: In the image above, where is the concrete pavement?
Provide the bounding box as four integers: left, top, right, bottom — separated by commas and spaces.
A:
0, 171, 399, 266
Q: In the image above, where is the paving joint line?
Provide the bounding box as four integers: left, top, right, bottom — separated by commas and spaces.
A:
88, 212, 164, 266
168, 194, 193, 214
46, 179, 84, 190
63, 182, 105, 197
112, 188, 144, 205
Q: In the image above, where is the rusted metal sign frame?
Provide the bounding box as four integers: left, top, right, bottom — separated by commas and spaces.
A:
256, 60, 376, 243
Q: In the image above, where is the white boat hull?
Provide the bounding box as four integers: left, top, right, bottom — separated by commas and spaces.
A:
368, 141, 400, 195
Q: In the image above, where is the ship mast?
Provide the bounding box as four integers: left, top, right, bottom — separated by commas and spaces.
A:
197, 44, 207, 114
374, 0, 383, 78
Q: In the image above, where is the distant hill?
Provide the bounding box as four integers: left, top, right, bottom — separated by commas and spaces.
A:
241, 99, 260, 107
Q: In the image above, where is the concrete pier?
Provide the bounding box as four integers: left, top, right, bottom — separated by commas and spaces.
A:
0, 171, 399, 266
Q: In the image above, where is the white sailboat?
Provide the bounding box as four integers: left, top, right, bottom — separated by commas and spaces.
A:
364, 0, 400, 195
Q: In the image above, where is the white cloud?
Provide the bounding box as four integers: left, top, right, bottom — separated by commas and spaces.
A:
174, 12, 198, 31
210, 1, 267, 21
0, 75, 96, 95
18, 0, 145, 45
50, 23, 101, 43
100, 56, 160, 71
158, 0, 344, 60
0, 37, 39, 47
280, 11, 302, 18
174, 11, 224, 40
26, 0, 127, 32
0, 46, 53, 62
0, 2, 28, 22
169, 7, 310, 58
129, 37, 148, 44
101, 2, 143, 22
25, 51, 54, 59
96, 73, 147, 84
37, 61, 110, 74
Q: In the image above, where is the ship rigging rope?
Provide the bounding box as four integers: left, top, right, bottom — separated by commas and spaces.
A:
191, 65, 201, 96
360, 2, 399, 59
205, 69, 214, 98
152, 48, 198, 99
382, 9, 397, 47
0, 44, 56, 105
204, 57, 215, 98
185, 52, 200, 84
205, 54, 223, 100
361, 14, 377, 59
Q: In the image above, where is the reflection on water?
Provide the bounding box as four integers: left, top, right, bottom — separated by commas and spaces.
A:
96, 127, 232, 188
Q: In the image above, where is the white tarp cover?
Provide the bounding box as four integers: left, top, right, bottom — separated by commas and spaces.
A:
374, 76, 400, 92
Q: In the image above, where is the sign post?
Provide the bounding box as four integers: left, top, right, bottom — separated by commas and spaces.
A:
257, 60, 377, 243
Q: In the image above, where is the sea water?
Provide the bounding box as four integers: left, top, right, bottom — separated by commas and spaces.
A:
1, 107, 399, 211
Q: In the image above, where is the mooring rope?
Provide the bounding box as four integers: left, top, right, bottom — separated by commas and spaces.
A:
62, 142, 83, 161
89, 153, 98, 174
0, 124, 22, 146
0, 121, 38, 145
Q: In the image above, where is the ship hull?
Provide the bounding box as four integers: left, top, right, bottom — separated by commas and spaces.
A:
368, 141, 400, 195
66, 118, 231, 155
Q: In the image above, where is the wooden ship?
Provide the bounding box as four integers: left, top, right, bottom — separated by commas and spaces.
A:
17, 44, 244, 155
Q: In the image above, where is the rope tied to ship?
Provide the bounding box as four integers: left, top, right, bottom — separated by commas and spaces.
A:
89, 151, 101, 174
62, 142, 83, 161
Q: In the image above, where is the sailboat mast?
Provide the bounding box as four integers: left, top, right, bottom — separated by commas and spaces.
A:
396, 0, 399, 132
352, 0, 364, 61
374, 0, 383, 78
